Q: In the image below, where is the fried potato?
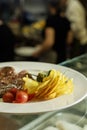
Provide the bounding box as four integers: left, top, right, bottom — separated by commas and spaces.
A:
35, 70, 74, 100
22, 69, 74, 101
23, 76, 39, 94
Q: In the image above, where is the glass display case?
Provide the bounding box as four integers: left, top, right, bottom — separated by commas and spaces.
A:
0, 53, 87, 130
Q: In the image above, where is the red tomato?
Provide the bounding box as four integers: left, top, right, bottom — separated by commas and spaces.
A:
16, 90, 28, 103
3, 92, 15, 103
9, 88, 18, 97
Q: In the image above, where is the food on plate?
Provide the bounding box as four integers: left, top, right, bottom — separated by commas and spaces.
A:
0, 66, 74, 103
15, 90, 29, 103
3, 91, 15, 103
2, 88, 30, 103
0, 66, 32, 97
35, 70, 73, 100
23, 76, 39, 94
23, 69, 73, 100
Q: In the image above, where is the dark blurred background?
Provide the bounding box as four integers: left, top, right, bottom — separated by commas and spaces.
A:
0, 0, 87, 63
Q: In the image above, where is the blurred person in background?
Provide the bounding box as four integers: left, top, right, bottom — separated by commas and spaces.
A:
60, 0, 87, 56
32, 0, 73, 63
0, 0, 14, 21
0, 12, 16, 62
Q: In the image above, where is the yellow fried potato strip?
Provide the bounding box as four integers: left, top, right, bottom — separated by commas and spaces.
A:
23, 69, 74, 100
35, 70, 74, 100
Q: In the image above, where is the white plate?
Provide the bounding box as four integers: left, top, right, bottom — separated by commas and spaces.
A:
14, 46, 37, 57
0, 61, 87, 114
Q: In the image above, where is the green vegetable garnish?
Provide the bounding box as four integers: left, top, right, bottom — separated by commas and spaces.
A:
37, 70, 51, 82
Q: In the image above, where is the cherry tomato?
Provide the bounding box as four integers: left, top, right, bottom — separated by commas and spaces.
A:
3, 92, 15, 103
9, 88, 18, 97
15, 90, 28, 103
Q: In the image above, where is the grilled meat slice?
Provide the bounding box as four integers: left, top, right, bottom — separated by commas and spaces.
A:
0, 67, 32, 97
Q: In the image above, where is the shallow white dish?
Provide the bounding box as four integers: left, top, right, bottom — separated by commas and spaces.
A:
14, 46, 37, 56
0, 61, 87, 114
